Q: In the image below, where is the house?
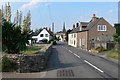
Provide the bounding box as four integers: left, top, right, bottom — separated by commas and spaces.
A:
68, 14, 116, 50
68, 24, 78, 47
32, 28, 53, 43
56, 22, 66, 42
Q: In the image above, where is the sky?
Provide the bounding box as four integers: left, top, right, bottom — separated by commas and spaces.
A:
1, 0, 119, 32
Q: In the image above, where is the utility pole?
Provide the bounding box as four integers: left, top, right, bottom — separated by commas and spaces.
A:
52, 22, 54, 33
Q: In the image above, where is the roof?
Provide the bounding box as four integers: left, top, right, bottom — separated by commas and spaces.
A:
70, 17, 101, 33
85, 18, 101, 30
32, 28, 53, 36
70, 26, 80, 33
80, 22, 89, 27
32, 30, 42, 36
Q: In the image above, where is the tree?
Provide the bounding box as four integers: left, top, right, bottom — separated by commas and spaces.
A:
2, 20, 30, 54
113, 23, 120, 51
65, 29, 72, 42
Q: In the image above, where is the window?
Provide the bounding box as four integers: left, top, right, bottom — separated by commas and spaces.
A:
74, 40, 75, 45
74, 34, 76, 38
98, 25, 106, 31
76, 23, 79, 27
45, 34, 48, 37
40, 34, 43, 37
71, 34, 73, 38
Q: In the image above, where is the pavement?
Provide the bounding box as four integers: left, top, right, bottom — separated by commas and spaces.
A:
2, 42, 119, 79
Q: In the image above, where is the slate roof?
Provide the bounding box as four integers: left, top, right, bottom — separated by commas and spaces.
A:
85, 18, 101, 30
70, 27, 79, 33
80, 22, 89, 27
70, 17, 102, 33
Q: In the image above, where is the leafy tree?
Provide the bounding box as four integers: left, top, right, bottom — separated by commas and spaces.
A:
113, 23, 120, 51
65, 29, 72, 42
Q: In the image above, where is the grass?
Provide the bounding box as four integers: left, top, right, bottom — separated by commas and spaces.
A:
107, 49, 120, 60
21, 46, 43, 55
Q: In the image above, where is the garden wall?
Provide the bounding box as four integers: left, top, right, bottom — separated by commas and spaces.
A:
3, 44, 52, 73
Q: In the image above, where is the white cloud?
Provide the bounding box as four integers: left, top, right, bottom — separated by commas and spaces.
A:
19, 0, 40, 11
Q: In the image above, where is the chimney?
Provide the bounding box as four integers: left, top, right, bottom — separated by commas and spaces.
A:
92, 14, 96, 21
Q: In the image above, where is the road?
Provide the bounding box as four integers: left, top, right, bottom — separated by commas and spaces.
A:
2, 42, 119, 79
44, 42, 118, 79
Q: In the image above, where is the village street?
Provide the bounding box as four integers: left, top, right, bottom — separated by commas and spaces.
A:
45, 42, 118, 78
2, 42, 118, 79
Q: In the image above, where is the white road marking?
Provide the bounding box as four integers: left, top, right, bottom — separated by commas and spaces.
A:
62, 46, 104, 73
62, 46, 81, 58
69, 50, 72, 53
84, 60, 104, 73
73, 53, 80, 58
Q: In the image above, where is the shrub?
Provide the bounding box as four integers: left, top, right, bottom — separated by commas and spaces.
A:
2, 55, 17, 72
95, 45, 107, 52
47, 41, 51, 44
2, 20, 31, 54
52, 41, 57, 45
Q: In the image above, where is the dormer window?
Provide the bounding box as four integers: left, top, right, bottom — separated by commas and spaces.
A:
98, 25, 106, 31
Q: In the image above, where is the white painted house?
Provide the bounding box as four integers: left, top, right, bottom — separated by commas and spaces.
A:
32, 28, 53, 42
68, 23, 79, 47
68, 33, 77, 47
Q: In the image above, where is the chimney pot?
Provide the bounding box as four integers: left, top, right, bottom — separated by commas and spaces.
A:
92, 14, 96, 21
93, 14, 96, 17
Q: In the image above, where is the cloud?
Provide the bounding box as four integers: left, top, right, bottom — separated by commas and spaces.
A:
19, 0, 40, 11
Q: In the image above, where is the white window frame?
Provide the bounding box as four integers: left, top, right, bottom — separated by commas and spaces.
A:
45, 34, 48, 37
98, 25, 107, 31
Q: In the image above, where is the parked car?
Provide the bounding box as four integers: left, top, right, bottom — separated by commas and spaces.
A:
36, 40, 44, 44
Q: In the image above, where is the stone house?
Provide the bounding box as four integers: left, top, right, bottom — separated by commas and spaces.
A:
68, 14, 116, 50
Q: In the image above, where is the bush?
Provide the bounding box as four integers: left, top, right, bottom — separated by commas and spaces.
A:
2, 20, 31, 54
95, 46, 107, 52
52, 41, 57, 45
2, 55, 17, 72
47, 40, 51, 44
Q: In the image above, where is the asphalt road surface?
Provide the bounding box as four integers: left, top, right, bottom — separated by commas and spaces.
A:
44, 42, 118, 79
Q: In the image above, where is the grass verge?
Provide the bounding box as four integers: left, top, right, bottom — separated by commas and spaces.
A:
21, 46, 43, 55
107, 49, 120, 60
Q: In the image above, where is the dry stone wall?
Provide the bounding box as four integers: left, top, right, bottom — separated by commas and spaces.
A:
3, 44, 52, 73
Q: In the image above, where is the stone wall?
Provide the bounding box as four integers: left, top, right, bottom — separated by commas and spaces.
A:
3, 44, 52, 73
